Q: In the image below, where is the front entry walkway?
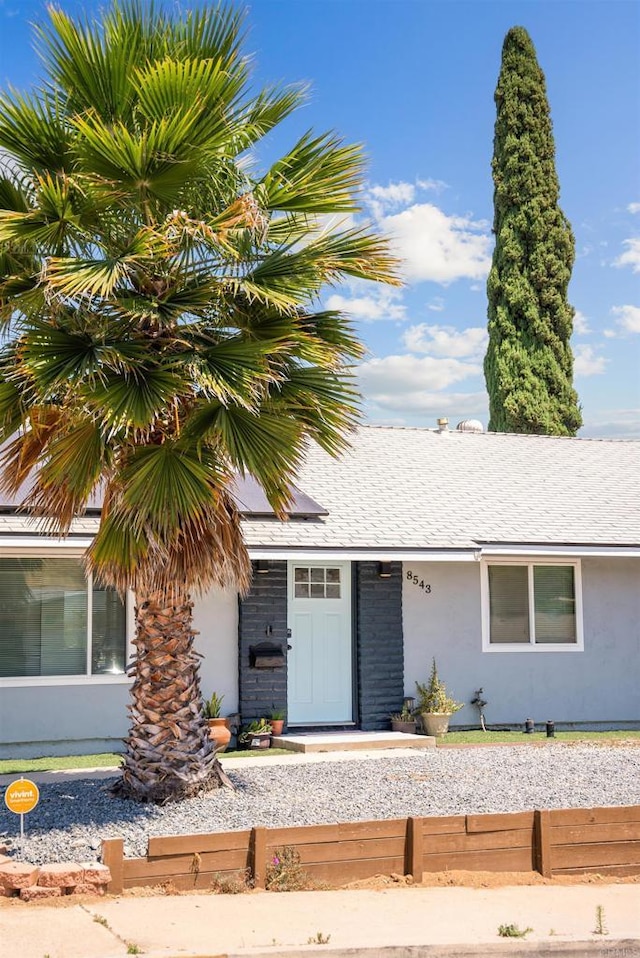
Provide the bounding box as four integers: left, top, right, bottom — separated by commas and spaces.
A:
271, 730, 435, 752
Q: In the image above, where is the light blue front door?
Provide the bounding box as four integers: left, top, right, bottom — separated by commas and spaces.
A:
287, 562, 352, 724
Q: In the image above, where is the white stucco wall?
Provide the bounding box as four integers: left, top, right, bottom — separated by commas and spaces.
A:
0, 587, 238, 758
403, 558, 640, 728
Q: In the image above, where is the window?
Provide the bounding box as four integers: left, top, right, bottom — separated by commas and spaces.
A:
0, 557, 127, 679
483, 561, 582, 651
293, 566, 341, 599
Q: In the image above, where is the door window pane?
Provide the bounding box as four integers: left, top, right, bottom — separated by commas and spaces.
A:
293, 567, 341, 599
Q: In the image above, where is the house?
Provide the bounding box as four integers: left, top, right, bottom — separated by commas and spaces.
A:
1, 422, 639, 758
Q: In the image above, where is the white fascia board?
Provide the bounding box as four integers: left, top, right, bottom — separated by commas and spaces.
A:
247, 548, 477, 562
0, 537, 94, 552
480, 544, 640, 558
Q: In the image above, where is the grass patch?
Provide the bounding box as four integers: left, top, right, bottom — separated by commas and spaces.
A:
440, 729, 640, 745
0, 748, 295, 775
0, 753, 123, 774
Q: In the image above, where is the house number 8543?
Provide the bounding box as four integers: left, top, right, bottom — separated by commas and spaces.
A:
406, 571, 431, 593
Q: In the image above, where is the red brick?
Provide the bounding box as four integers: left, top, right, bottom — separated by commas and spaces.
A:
0, 862, 40, 890
71, 882, 106, 896
79, 863, 112, 886
37, 863, 83, 888
20, 886, 63, 902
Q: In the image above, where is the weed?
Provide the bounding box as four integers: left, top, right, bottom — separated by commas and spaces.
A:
210, 870, 252, 894
265, 846, 313, 892
93, 914, 110, 929
126, 944, 143, 955
593, 905, 609, 936
498, 923, 533, 938
307, 932, 331, 945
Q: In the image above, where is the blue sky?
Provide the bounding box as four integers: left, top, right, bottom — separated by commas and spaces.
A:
0, 0, 638, 436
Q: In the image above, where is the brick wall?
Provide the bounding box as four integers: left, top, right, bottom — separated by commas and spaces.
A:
238, 560, 288, 724
355, 561, 404, 730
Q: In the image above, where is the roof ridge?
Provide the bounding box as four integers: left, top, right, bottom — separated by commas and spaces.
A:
358, 423, 640, 444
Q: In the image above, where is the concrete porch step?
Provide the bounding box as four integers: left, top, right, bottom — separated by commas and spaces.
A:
270, 731, 436, 753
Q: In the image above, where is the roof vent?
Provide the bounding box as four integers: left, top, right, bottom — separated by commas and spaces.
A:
456, 419, 484, 433
436, 417, 449, 433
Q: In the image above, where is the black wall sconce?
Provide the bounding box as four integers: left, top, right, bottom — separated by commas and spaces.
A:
255, 559, 270, 574
377, 561, 392, 578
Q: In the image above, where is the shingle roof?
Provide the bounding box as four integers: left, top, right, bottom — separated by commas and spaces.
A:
241, 426, 640, 551
1, 426, 638, 550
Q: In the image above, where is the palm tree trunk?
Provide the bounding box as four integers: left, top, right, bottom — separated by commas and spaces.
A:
115, 587, 233, 803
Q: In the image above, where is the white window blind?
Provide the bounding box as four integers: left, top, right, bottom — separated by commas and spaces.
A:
488, 563, 578, 647
0, 557, 126, 678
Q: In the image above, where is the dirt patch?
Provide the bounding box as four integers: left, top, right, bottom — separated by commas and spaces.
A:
342, 870, 640, 890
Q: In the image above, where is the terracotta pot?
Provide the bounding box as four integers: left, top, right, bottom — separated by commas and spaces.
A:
271, 720, 285, 736
421, 712, 451, 737
207, 717, 231, 752
391, 719, 417, 734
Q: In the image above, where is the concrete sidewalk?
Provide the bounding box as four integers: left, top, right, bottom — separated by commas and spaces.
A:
2, 884, 640, 958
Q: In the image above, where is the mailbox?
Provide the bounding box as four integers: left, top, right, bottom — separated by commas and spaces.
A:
250, 642, 285, 669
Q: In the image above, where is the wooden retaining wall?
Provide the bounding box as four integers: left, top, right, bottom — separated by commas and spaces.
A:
101, 804, 640, 894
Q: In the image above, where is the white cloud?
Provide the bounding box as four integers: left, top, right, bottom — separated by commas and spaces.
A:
573, 310, 590, 335
573, 345, 607, 377
628, 202, 640, 214
611, 304, 640, 334
402, 324, 487, 359
603, 329, 617, 338
613, 237, 640, 272
427, 296, 445, 312
359, 354, 481, 397
368, 181, 416, 208
377, 203, 492, 284
417, 177, 448, 194
325, 287, 405, 322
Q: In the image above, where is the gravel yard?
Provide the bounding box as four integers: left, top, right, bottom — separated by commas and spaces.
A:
2, 743, 639, 865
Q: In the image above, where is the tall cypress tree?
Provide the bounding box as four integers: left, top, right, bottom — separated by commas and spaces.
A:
484, 26, 582, 435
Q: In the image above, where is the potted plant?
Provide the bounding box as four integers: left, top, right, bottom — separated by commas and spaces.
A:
239, 718, 273, 750
415, 659, 463, 737
270, 709, 285, 736
204, 692, 231, 752
390, 704, 417, 734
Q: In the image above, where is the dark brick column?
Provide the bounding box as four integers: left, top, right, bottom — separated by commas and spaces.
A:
355, 561, 404, 730
238, 560, 288, 725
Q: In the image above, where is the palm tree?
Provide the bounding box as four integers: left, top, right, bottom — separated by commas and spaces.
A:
0, 2, 399, 802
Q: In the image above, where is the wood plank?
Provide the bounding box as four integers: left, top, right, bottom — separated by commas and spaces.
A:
124, 869, 248, 892
148, 831, 251, 857
102, 839, 124, 895
251, 827, 267, 890
123, 849, 249, 880
552, 822, 640, 846
534, 810, 552, 878
292, 837, 405, 865
425, 828, 533, 854
424, 846, 533, 873
551, 841, 640, 870
422, 815, 467, 836
466, 812, 535, 833
266, 819, 406, 846
406, 817, 423, 881
553, 863, 640, 878
550, 806, 640, 827
304, 856, 406, 884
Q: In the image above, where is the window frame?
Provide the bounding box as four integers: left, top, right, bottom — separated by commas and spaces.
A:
0, 547, 133, 687
481, 558, 584, 653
